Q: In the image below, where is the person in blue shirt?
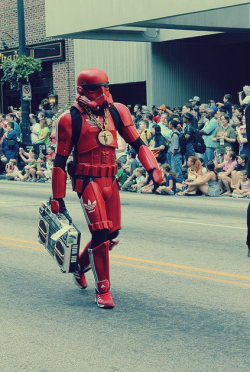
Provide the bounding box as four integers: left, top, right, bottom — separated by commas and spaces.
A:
2, 122, 19, 161
156, 163, 177, 195
200, 109, 218, 165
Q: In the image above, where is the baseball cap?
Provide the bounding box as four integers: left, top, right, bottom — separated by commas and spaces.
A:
157, 104, 167, 111
189, 96, 200, 102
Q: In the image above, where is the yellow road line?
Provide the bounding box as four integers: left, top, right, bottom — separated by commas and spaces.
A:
0, 236, 41, 245
110, 253, 250, 280
168, 219, 246, 230
110, 260, 250, 288
1, 236, 250, 287
0, 241, 44, 252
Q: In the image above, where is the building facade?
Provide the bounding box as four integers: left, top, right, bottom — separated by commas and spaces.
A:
0, 0, 75, 113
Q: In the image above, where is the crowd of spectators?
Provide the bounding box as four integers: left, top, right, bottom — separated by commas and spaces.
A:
117, 86, 250, 198
0, 103, 59, 183
1, 86, 250, 199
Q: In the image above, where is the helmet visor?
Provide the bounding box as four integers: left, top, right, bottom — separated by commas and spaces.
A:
82, 82, 109, 91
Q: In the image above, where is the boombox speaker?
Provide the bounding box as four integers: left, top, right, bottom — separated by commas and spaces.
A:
38, 201, 81, 273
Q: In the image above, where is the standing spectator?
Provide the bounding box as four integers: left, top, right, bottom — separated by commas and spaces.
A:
189, 96, 201, 120
200, 109, 218, 165
216, 94, 233, 118
183, 112, 196, 160
236, 115, 250, 158
6, 113, 21, 139
198, 103, 210, 129
50, 119, 57, 146
139, 120, 151, 146
143, 112, 155, 132
168, 119, 183, 183
133, 104, 142, 128
36, 118, 50, 145
238, 86, 250, 107
182, 103, 198, 128
29, 114, 40, 144
212, 114, 236, 161
158, 114, 173, 141
2, 122, 19, 161
149, 124, 167, 164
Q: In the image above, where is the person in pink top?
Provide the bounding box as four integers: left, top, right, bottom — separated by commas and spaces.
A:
215, 150, 237, 195
50, 119, 57, 145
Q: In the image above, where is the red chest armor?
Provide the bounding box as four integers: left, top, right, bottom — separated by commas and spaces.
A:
75, 110, 118, 178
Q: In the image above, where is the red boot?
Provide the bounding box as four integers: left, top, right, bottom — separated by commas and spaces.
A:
73, 240, 91, 289
88, 241, 114, 309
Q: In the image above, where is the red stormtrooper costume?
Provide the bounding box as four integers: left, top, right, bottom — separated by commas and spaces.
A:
51, 68, 162, 309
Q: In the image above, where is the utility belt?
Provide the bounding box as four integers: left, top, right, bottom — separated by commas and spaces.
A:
67, 161, 118, 193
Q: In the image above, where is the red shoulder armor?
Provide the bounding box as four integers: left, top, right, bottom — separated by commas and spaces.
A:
114, 103, 140, 143
56, 111, 73, 157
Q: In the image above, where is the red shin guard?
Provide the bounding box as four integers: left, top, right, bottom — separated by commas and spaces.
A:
88, 241, 114, 308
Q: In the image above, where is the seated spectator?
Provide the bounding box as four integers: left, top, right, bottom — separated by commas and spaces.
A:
46, 145, 56, 160
139, 173, 154, 194
216, 94, 233, 118
156, 163, 177, 195
199, 157, 208, 175
36, 156, 47, 181
181, 161, 220, 197
121, 167, 140, 192
2, 122, 19, 161
212, 114, 236, 162
116, 162, 127, 187
231, 154, 248, 190
116, 133, 127, 165
232, 170, 250, 197
122, 149, 139, 177
130, 167, 147, 192
149, 124, 167, 164
215, 150, 237, 195
139, 120, 151, 146
5, 159, 19, 180
43, 158, 54, 180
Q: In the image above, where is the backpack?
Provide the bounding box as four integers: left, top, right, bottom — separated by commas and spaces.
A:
176, 131, 186, 155
193, 129, 206, 154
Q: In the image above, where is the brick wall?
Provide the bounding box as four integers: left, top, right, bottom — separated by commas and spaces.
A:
0, 0, 75, 111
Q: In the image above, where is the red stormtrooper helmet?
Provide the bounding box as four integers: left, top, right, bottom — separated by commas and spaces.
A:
76, 68, 113, 111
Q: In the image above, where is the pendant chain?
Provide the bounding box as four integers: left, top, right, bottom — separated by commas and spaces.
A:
83, 105, 109, 132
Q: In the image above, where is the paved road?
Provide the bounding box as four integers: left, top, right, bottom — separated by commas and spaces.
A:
0, 180, 250, 372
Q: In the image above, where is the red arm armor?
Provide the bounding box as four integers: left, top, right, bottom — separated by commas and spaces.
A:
114, 103, 162, 184
52, 167, 67, 199
56, 112, 73, 157
51, 111, 73, 210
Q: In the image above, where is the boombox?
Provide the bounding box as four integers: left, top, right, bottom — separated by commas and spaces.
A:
38, 201, 81, 273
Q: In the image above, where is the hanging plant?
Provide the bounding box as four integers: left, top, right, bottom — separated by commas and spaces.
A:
0, 54, 42, 89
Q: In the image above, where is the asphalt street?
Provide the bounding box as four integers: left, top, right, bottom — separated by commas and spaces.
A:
0, 180, 250, 372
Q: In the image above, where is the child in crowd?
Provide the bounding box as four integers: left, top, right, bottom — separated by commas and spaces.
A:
130, 167, 146, 192
231, 170, 250, 198
5, 159, 19, 180
156, 164, 177, 195
215, 150, 237, 195
116, 162, 127, 187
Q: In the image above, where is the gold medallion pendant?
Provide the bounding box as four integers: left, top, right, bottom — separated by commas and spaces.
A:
98, 130, 114, 145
